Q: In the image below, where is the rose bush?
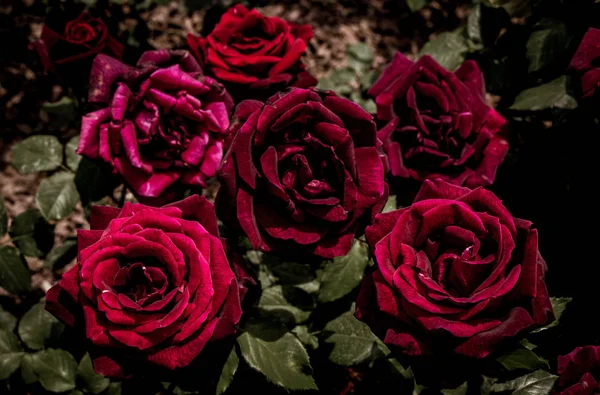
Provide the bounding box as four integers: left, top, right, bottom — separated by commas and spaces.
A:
369, 53, 509, 188
32, 12, 123, 84
555, 346, 600, 395
186, 4, 317, 101
570, 28, 600, 100
356, 179, 553, 357
45, 195, 244, 377
78, 49, 233, 201
216, 87, 388, 258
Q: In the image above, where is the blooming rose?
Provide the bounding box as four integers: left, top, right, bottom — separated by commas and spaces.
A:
186, 4, 317, 101
570, 28, 600, 99
369, 53, 509, 188
217, 88, 388, 259
45, 195, 244, 377
555, 346, 600, 395
356, 179, 553, 357
32, 12, 123, 84
78, 49, 233, 201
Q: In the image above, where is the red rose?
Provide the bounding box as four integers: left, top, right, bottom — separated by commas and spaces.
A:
45, 195, 244, 377
186, 4, 317, 101
78, 50, 233, 201
555, 346, 600, 395
216, 88, 388, 259
370, 53, 509, 188
570, 28, 600, 99
32, 12, 123, 84
356, 179, 553, 358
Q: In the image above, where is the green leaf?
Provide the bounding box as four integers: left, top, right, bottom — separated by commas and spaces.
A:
269, 261, 316, 285
359, 70, 379, 90
407, 0, 430, 12
467, 4, 483, 45
481, 376, 498, 395
216, 345, 239, 395
28, 349, 78, 393
347, 57, 369, 74
0, 329, 24, 380
442, 382, 468, 395
324, 312, 379, 366
18, 303, 63, 350
520, 339, 537, 350
509, 75, 577, 111
0, 246, 30, 294
347, 43, 374, 63
258, 285, 312, 325
319, 240, 370, 303
497, 347, 549, 372
237, 321, 317, 391
12, 135, 63, 174
420, 31, 469, 71
78, 353, 109, 394
484, 0, 530, 17
0, 197, 7, 237
9, 209, 55, 257
65, 136, 82, 171
526, 19, 570, 73
20, 353, 38, 384
45, 238, 77, 269
532, 297, 572, 333
0, 309, 17, 331
36, 172, 80, 221
331, 68, 356, 86
42, 97, 76, 127
75, 158, 120, 205
292, 326, 319, 350
382, 195, 398, 213
107, 383, 122, 395
490, 370, 557, 395
316, 76, 336, 91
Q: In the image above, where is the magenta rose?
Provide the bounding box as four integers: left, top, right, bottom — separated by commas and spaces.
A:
555, 346, 600, 395
45, 195, 244, 377
186, 4, 317, 101
570, 28, 600, 99
216, 88, 388, 258
32, 12, 123, 85
78, 49, 233, 201
369, 53, 509, 188
356, 179, 553, 358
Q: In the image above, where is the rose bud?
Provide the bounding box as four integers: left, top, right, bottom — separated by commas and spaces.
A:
186, 4, 317, 102
45, 195, 245, 377
78, 49, 233, 202
570, 28, 600, 100
216, 87, 388, 259
356, 179, 554, 358
555, 346, 600, 395
370, 53, 509, 189
32, 11, 123, 86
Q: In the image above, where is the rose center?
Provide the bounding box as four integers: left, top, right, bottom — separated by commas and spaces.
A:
113, 261, 168, 304
65, 23, 97, 44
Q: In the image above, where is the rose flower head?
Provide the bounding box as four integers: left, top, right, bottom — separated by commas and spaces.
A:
216, 88, 388, 259
78, 49, 233, 202
45, 195, 245, 377
186, 4, 317, 102
555, 346, 600, 395
32, 11, 123, 86
356, 179, 553, 358
570, 28, 600, 100
370, 53, 509, 189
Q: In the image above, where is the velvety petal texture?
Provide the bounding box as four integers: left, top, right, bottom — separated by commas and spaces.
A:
78, 49, 233, 201
555, 346, 600, 395
356, 179, 553, 358
45, 195, 245, 377
216, 87, 388, 259
369, 53, 509, 188
569, 28, 600, 99
186, 4, 317, 102
32, 12, 123, 85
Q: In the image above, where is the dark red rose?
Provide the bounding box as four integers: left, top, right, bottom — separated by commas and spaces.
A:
216, 88, 388, 259
32, 12, 123, 84
555, 346, 600, 395
369, 53, 509, 188
45, 195, 244, 377
186, 4, 317, 101
570, 28, 600, 99
356, 179, 553, 358
78, 49, 233, 201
